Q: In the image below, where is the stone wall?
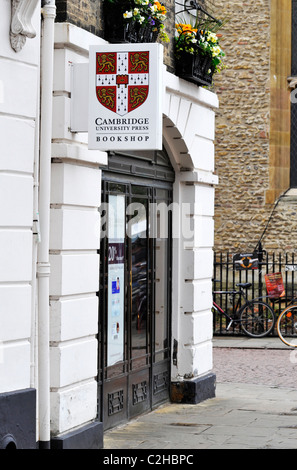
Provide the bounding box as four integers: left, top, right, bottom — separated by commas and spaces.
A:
51, 0, 297, 255
212, 0, 295, 254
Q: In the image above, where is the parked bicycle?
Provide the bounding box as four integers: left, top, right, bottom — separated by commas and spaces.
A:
276, 300, 297, 348
212, 281, 276, 338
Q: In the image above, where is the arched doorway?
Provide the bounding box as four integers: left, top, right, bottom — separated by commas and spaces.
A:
98, 148, 175, 430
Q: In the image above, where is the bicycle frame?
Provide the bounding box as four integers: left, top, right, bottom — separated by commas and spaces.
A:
212, 301, 234, 330
213, 289, 247, 331
213, 279, 277, 338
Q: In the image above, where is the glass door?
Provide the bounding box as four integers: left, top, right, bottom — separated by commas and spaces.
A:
98, 180, 172, 430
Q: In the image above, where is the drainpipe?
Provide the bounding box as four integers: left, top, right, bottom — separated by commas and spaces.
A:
38, 0, 56, 449
31, 58, 40, 391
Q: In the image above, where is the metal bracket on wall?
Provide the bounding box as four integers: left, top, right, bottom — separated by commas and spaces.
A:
175, 0, 222, 26
10, 0, 39, 52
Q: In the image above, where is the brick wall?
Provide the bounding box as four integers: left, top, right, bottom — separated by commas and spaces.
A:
55, 0, 103, 35
55, 0, 175, 68
54, 1, 215, 72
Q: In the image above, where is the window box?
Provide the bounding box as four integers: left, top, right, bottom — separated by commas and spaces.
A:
103, 0, 168, 44
175, 49, 214, 86
104, 18, 159, 44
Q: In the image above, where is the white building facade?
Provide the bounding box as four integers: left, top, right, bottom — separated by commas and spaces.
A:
0, 0, 218, 449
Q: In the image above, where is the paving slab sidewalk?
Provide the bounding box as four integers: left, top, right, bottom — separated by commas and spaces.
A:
104, 337, 297, 450
213, 336, 293, 349
104, 382, 297, 449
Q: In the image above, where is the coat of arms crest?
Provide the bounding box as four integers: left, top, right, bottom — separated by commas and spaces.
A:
96, 51, 149, 116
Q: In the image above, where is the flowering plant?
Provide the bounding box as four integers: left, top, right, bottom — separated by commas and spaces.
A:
175, 23, 225, 75
123, 0, 169, 42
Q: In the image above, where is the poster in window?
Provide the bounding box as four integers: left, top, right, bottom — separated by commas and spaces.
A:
107, 195, 125, 367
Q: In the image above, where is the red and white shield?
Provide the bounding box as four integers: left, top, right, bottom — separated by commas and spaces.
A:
96, 51, 149, 116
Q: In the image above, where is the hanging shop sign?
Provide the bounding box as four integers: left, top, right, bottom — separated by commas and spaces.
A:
88, 43, 163, 151
264, 272, 285, 299
233, 251, 259, 270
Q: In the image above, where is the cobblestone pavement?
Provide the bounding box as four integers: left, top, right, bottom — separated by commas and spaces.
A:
213, 347, 297, 389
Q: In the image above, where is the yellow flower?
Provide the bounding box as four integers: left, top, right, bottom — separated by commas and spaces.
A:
156, 2, 167, 14
154, 0, 165, 12
207, 32, 218, 43
175, 23, 197, 34
212, 45, 221, 57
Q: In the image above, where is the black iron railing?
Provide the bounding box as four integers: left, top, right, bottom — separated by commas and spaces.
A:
213, 251, 297, 336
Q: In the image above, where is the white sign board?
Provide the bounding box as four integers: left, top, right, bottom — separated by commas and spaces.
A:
88, 43, 163, 151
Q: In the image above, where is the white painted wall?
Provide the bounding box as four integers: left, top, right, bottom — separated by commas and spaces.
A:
50, 23, 218, 436
0, 2, 40, 394
49, 24, 107, 435
0, 3, 219, 441
163, 74, 219, 380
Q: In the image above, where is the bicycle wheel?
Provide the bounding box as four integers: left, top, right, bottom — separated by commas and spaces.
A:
276, 305, 297, 348
240, 300, 275, 337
